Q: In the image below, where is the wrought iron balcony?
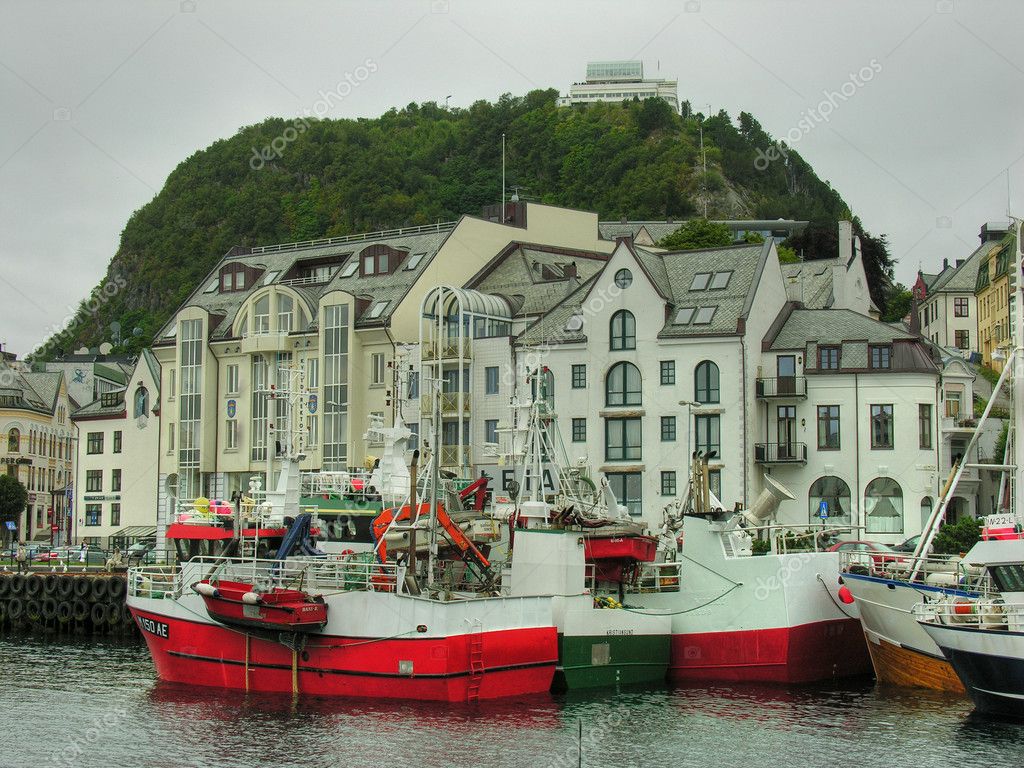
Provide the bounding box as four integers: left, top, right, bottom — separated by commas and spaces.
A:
755, 376, 807, 399
754, 442, 807, 464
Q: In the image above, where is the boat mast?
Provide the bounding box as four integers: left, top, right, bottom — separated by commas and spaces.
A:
1013, 217, 1023, 521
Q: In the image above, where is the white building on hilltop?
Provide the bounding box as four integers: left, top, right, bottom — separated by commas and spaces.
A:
557, 61, 679, 112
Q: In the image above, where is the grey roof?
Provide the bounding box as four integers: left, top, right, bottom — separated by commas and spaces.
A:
0, 367, 63, 415
469, 243, 608, 318
516, 241, 769, 344
770, 309, 915, 349
598, 219, 808, 246
781, 258, 838, 308
516, 276, 597, 346
157, 224, 455, 342
72, 389, 126, 419
657, 242, 767, 338
927, 240, 998, 294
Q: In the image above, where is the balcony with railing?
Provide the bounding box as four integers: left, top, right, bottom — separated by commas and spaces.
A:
440, 444, 471, 468
756, 376, 807, 399
422, 339, 472, 360
754, 442, 807, 464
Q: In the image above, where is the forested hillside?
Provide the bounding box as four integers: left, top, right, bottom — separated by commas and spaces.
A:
41, 89, 893, 356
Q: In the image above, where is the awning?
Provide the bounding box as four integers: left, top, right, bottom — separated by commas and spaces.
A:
110, 526, 157, 539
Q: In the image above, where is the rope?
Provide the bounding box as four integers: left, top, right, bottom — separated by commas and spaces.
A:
816, 574, 856, 619
622, 582, 742, 616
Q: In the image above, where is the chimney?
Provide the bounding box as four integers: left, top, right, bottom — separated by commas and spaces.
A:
943, 258, 949, 271
956, 258, 965, 267
838, 221, 853, 265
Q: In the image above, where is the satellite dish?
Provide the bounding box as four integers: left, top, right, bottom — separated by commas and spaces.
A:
99, 342, 112, 354
75, 346, 89, 355
132, 327, 143, 337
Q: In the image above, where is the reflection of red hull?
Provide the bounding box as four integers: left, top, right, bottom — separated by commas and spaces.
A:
196, 580, 328, 631
669, 618, 871, 684
129, 608, 557, 702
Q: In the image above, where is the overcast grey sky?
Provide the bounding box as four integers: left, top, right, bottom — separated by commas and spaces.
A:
1, 0, 1021, 357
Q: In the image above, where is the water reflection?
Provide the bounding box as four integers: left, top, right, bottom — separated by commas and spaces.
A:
4, 635, 1024, 768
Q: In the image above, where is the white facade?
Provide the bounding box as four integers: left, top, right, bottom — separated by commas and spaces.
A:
557, 60, 679, 112
72, 352, 161, 547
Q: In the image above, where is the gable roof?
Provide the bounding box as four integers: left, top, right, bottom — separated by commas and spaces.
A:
156, 224, 457, 342
781, 258, 838, 308
927, 240, 996, 295
467, 242, 609, 318
0, 367, 64, 415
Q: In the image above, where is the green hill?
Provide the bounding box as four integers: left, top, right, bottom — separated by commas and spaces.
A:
39, 89, 893, 357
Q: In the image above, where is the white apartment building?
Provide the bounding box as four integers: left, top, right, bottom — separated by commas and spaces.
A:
149, 202, 615, 544
71, 350, 161, 547
557, 61, 679, 112
758, 308, 941, 542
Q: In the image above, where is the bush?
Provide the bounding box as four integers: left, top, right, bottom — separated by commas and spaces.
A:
932, 516, 981, 555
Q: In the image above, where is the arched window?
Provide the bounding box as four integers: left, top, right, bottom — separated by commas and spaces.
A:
695, 360, 720, 404
254, 294, 270, 334
808, 476, 851, 525
606, 362, 642, 406
920, 496, 933, 529
277, 294, 294, 333
610, 310, 636, 351
865, 477, 904, 534
133, 387, 149, 419
7, 428, 19, 453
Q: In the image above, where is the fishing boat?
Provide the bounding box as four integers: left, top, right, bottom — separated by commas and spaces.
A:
128, 367, 558, 702
844, 218, 1024, 692
629, 456, 871, 684
914, 538, 1024, 717
499, 371, 673, 690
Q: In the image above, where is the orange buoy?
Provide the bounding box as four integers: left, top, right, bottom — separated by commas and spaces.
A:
838, 585, 855, 604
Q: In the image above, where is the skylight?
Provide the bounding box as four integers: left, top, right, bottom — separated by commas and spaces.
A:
368, 300, 389, 319
262, 271, 280, 285
564, 313, 584, 332
203, 279, 218, 293
340, 261, 359, 278
709, 271, 732, 290
693, 306, 717, 325
674, 307, 696, 325
689, 273, 711, 291
406, 252, 427, 270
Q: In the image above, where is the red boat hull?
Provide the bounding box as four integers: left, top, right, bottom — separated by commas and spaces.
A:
669, 618, 872, 684
129, 608, 557, 701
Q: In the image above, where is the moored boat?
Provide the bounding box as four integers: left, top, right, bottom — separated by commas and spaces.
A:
915, 539, 1024, 717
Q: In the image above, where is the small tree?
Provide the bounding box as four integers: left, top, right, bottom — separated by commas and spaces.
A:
932, 516, 982, 555
657, 219, 733, 250
0, 474, 28, 547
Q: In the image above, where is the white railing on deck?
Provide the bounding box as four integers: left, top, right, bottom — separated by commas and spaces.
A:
128, 555, 400, 599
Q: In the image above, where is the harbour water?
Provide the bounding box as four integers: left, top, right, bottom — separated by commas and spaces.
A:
4, 635, 1023, 768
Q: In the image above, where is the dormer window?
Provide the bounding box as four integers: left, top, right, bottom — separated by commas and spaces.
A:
359, 244, 406, 276
219, 262, 254, 292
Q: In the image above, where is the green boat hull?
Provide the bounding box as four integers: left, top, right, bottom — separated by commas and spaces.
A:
553, 632, 670, 690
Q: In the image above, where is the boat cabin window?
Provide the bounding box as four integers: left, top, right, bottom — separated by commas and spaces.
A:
990, 564, 1024, 592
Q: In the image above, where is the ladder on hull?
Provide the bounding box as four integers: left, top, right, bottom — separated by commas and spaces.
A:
466, 619, 484, 702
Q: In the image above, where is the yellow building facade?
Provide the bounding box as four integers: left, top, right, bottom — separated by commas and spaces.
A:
975, 237, 1013, 372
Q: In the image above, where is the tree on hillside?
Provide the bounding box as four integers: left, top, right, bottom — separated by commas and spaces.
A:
881, 284, 912, 323
0, 475, 28, 546
658, 219, 733, 250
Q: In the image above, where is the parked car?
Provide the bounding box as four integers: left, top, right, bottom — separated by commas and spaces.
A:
124, 540, 157, 565
893, 534, 921, 553
828, 540, 905, 569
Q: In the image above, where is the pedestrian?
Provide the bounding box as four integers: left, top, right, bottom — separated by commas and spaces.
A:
15, 543, 28, 574
78, 542, 87, 564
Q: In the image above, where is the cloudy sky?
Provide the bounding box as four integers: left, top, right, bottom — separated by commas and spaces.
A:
1, 0, 1021, 356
